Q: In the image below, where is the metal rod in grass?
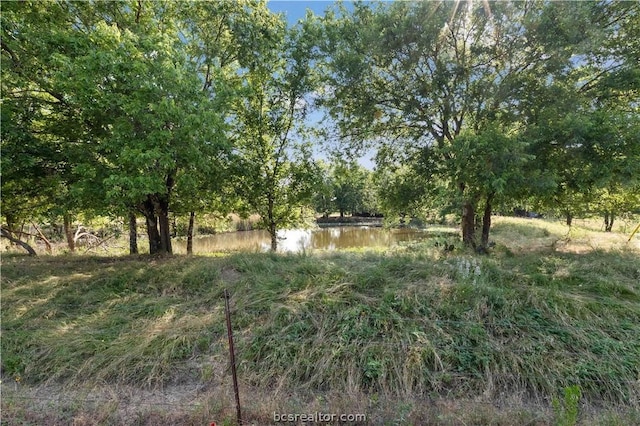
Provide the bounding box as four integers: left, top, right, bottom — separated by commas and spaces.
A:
628, 222, 640, 242
224, 288, 242, 425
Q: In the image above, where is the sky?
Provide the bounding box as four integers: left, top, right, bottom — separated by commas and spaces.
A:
267, 1, 336, 24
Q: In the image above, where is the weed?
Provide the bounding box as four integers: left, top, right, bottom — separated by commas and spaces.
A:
553, 385, 582, 426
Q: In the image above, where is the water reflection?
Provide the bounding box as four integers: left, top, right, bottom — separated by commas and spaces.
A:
173, 226, 435, 254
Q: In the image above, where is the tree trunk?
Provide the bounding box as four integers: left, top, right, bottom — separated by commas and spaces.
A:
269, 225, 277, 252
1, 228, 37, 256
31, 222, 52, 253
566, 212, 573, 227
145, 214, 161, 254
187, 211, 195, 255
155, 171, 175, 255
267, 195, 277, 252
604, 211, 614, 232
461, 201, 476, 248
155, 198, 173, 255
129, 211, 138, 254
480, 193, 494, 250
142, 198, 161, 254
5, 214, 17, 242
63, 214, 75, 252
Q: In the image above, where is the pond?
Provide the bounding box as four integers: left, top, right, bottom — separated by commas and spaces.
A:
172, 226, 456, 254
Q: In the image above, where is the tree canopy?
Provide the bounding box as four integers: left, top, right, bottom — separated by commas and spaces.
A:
317, 0, 640, 249
2, 0, 638, 254
2, 0, 305, 254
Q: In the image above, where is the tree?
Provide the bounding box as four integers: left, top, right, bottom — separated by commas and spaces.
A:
61, 14, 227, 255
526, 108, 639, 227
313, 160, 334, 218
312, 158, 379, 219
174, 0, 282, 254
519, 1, 640, 227
318, 1, 634, 250
595, 184, 640, 232
444, 126, 530, 247
231, 15, 320, 251
1, 1, 87, 245
330, 158, 369, 217
2, 1, 248, 255
317, 1, 527, 249
374, 163, 427, 224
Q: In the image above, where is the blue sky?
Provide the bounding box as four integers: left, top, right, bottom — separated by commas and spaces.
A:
267, 1, 377, 25
267, 1, 337, 24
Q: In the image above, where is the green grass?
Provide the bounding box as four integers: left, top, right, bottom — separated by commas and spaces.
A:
2, 218, 639, 424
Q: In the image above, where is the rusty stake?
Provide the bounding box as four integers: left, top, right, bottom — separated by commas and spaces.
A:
224, 288, 242, 425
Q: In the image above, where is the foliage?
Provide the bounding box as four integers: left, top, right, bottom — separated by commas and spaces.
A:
312, 158, 379, 218
374, 163, 429, 223
0, 1, 87, 225
525, 102, 640, 226
312, 160, 335, 218
1, 0, 317, 254
519, 1, 640, 225
3, 0, 639, 255
330, 158, 376, 217
172, 0, 284, 218
317, 0, 640, 247
230, 14, 321, 250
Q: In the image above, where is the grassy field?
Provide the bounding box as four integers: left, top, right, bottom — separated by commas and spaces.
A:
1, 217, 639, 425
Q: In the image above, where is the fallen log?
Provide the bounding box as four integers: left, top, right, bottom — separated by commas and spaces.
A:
1, 228, 37, 256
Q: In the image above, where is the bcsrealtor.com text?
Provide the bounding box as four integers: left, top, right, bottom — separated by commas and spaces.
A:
273, 411, 367, 423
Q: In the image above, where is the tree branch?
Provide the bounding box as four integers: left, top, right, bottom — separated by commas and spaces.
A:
1, 228, 37, 256
1, 40, 20, 68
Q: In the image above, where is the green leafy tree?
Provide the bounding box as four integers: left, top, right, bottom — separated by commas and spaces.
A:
317, 1, 540, 249
526, 109, 639, 226
2, 1, 265, 255
174, 0, 283, 253
313, 158, 380, 219
330, 158, 370, 217
1, 1, 98, 251
374, 163, 428, 224
59, 11, 226, 255
441, 126, 530, 247
360, 171, 381, 217
231, 16, 320, 251
313, 160, 334, 218
594, 184, 640, 232
520, 1, 640, 226
318, 1, 634, 250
